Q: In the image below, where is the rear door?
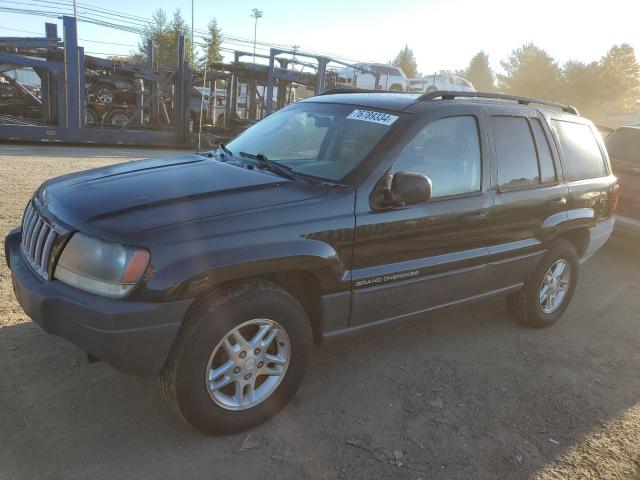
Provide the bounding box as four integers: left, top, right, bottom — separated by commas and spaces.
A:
605, 127, 640, 220
483, 105, 569, 290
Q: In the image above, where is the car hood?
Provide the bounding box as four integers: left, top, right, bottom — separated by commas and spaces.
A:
37, 153, 329, 238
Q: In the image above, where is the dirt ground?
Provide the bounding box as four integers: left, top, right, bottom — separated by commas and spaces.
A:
1, 144, 640, 480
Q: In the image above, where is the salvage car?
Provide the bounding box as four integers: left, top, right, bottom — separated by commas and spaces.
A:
6, 90, 618, 434
605, 125, 640, 234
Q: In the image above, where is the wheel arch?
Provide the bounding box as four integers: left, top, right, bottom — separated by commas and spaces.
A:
180, 270, 326, 346
556, 227, 590, 258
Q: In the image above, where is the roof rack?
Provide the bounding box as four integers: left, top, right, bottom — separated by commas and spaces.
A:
418, 90, 579, 115
319, 87, 401, 96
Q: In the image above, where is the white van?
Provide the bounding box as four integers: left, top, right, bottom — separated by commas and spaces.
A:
336, 63, 409, 92
408, 74, 475, 93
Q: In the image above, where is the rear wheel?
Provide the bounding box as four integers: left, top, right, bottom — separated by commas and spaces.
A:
104, 109, 131, 128
160, 280, 313, 434
505, 239, 579, 328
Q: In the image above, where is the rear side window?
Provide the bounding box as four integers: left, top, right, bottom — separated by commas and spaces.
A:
553, 120, 607, 181
530, 119, 556, 183
492, 116, 539, 190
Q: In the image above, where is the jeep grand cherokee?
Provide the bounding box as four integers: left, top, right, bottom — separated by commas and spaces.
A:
6, 90, 618, 434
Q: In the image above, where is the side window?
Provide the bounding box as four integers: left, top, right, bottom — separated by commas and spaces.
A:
553, 120, 607, 181
492, 116, 539, 190
392, 116, 481, 198
530, 118, 557, 183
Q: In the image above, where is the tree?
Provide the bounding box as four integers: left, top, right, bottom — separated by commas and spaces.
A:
198, 18, 223, 70
598, 43, 640, 114
497, 43, 562, 101
392, 45, 418, 78
461, 51, 495, 91
560, 60, 605, 120
137, 8, 194, 69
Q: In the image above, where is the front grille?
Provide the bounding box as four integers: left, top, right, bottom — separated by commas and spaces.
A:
21, 202, 58, 280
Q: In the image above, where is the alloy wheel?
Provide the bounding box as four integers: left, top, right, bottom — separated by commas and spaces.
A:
539, 259, 571, 314
205, 318, 291, 411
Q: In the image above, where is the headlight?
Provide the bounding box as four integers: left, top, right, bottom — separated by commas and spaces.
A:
54, 232, 150, 298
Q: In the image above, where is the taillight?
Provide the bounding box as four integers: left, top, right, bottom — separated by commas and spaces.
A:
607, 184, 620, 218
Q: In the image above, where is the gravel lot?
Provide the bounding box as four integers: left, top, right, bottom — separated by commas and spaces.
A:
1, 144, 639, 480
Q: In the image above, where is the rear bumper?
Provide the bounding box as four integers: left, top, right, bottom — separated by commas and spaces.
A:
5, 228, 192, 377
614, 215, 640, 236
581, 217, 615, 263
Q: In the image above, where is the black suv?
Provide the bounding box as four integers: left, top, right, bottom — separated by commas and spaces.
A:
6, 90, 618, 434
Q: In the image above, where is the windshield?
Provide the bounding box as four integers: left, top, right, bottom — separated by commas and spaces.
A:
605, 128, 640, 163
224, 102, 398, 181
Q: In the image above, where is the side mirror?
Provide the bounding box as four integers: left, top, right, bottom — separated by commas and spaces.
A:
382, 172, 432, 207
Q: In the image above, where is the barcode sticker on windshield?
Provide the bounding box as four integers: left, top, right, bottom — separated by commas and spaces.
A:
346, 109, 398, 126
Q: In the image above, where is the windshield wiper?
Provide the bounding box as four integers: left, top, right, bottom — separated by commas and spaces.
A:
239, 152, 296, 180
218, 143, 234, 158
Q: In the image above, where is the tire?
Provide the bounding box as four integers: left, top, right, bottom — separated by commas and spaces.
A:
89, 83, 115, 104
505, 239, 579, 328
104, 109, 131, 128
160, 280, 313, 435
85, 107, 100, 126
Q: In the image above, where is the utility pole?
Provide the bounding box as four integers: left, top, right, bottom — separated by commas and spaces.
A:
72, 0, 77, 18
251, 8, 263, 63
191, 0, 195, 62
291, 44, 299, 70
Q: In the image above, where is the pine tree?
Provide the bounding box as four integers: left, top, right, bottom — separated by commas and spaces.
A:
137, 8, 193, 69
392, 45, 418, 78
599, 43, 640, 113
497, 43, 562, 101
462, 51, 495, 92
199, 18, 223, 70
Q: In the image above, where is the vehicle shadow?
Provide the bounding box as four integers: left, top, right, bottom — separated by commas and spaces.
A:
1, 235, 639, 480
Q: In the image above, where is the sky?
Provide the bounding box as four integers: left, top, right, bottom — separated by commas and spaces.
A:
1, 0, 639, 75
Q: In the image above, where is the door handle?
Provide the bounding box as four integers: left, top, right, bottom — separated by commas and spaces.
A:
459, 210, 489, 223
548, 197, 567, 207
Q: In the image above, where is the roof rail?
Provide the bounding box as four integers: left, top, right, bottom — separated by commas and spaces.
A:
319, 87, 400, 96
418, 90, 579, 115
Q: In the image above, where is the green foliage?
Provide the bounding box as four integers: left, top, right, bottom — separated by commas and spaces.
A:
137, 8, 194, 69
495, 42, 639, 122
460, 51, 495, 92
598, 44, 640, 113
198, 18, 223, 71
497, 43, 562, 101
392, 45, 418, 78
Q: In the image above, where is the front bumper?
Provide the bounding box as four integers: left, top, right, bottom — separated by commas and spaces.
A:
5, 228, 192, 377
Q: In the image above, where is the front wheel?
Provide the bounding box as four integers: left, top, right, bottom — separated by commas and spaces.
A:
506, 239, 579, 328
160, 281, 313, 434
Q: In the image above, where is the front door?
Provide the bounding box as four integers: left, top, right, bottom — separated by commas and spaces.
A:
349, 105, 495, 327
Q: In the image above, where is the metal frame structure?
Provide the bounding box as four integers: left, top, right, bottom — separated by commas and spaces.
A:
265, 48, 381, 114
0, 16, 197, 145
1, 19, 388, 146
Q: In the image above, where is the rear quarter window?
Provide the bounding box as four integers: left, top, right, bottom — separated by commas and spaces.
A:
552, 120, 608, 181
